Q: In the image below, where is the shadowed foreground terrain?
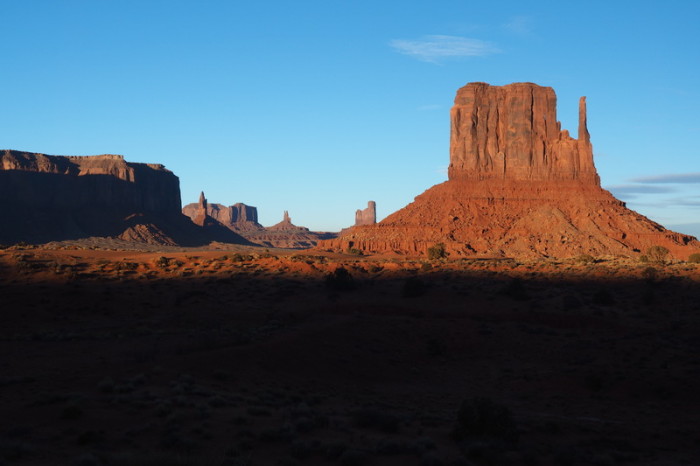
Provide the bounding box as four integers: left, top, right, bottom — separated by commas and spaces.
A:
1, 246, 699, 465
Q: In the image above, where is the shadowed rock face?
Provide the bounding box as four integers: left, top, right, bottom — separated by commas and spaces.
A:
1, 150, 182, 215
321, 83, 700, 259
0, 150, 251, 246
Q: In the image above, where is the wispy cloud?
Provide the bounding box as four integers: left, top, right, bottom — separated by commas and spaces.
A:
502, 15, 533, 35
629, 173, 700, 184
389, 35, 499, 63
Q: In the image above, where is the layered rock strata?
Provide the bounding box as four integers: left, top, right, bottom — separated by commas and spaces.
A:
321, 82, 699, 259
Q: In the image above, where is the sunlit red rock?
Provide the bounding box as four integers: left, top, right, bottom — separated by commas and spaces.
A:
321, 82, 699, 259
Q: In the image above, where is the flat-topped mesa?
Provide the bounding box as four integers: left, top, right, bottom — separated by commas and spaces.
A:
0, 149, 182, 215
355, 201, 377, 226
448, 82, 599, 184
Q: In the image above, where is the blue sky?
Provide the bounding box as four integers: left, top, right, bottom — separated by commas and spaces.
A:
2, 1, 699, 235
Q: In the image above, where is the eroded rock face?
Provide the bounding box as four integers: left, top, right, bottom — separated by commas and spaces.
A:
321, 83, 700, 259
449, 82, 597, 184
355, 201, 377, 226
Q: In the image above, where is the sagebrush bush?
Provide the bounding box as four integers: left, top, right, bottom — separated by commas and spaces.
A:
688, 253, 700, 263
646, 245, 669, 263
427, 243, 447, 260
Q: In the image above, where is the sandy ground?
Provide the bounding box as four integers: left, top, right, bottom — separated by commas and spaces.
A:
1, 241, 699, 465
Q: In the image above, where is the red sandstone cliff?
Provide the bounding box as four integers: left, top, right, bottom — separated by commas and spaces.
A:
321, 83, 699, 259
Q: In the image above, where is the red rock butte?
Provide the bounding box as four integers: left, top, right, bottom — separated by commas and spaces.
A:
322, 82, 700, 259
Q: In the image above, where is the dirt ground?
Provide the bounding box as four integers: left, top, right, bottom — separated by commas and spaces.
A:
1, 243, 699, 465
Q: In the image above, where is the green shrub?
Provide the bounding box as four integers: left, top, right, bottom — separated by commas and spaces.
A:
347, 248, 363, 255
646, 245, 669, 263
427, 243, 447, 260
688, 253, 700, 263
639, 255, 649, 263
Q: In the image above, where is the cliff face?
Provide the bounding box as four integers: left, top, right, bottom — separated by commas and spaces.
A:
449, 82, 597, 184
0, 150, 251, 246
321, 83, 699, 259
1, 150, 182, 215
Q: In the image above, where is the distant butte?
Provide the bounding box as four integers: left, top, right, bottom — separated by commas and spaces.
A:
321, 82, 700, 259
183, 200, 337, 249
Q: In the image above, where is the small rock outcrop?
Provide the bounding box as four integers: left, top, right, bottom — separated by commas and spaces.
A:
268, 211, 307, 232
355, 201, 377, 226
321, 82, 700, 259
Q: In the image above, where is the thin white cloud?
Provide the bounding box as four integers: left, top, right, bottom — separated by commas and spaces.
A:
389, 35, 499, 63
629, 173, 700, 184
502, 15, 533, 35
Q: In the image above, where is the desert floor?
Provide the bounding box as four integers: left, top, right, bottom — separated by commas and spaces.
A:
0, 243, 698, 466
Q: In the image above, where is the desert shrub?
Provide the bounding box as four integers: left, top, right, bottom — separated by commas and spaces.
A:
639, 255, 649, 263
230, 253, 253, 262
688, 253, 700, 263
574, 254, 595, 264
420, 262, 433, 272
453, 397, 518, 444
154, 256, 170, 268
427, 243, 447, 260
325, 267, 356, 291
646, 245, 669, 263
347, 248, 363, 256
402, 277, 426, 298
